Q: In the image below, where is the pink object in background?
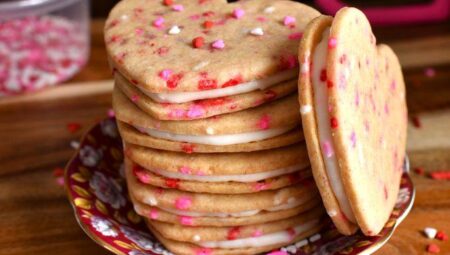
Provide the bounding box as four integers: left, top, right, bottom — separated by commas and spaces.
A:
315, 0, 450, 25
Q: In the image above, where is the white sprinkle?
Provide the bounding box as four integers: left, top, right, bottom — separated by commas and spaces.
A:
250, 27, 264, 36
193, 61, 209, 71
424, 227, 437, 239
264, 6, 275, 13
70, 140, 80, 149
193, 235, 201, 242
168, 25, 181, 35
286, 245, 297, 253
206, 127, 215, 135
309, 233, 321, 242
295, 239, 308, 248
328, 210, 338, 217
144, 196, 158, 206
300, 62, 310, 74
120, 14, 129, 21
300, 105, 312, 115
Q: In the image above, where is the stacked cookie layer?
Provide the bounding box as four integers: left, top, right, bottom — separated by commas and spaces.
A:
105, 0, 323, 254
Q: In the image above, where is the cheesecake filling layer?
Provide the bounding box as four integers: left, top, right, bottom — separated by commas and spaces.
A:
312, 28, 355, 223
134, 125, 295, 146
139, 69, 298, 103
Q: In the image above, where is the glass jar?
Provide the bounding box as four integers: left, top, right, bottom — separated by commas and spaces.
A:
0, 0, 90, 97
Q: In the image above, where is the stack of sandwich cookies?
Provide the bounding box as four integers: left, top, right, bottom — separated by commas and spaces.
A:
298, 8, 407, 236
105, 0, 324, 254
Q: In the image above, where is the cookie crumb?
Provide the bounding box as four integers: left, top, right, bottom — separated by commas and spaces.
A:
427, 244, 440, 253
424, 227, 438, 239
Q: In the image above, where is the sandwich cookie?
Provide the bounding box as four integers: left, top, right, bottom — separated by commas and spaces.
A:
131, 196, 321, 227
298, 8, 407, 235
126, 168, 319, 221
105, 0, 320, 94
116, 72, 297, 121
146, 206, 324, 243
127, 158, 312, 194
148, 223, 324, 255
114, 87, 302, 150
125, 143, 310, 177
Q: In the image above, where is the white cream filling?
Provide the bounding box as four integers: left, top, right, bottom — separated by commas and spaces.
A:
150, 164, 305, 183
313, 28, 355, 223
155, 198, 307, 218
140, 69, 298, 103
135, 125, 295, 146
200, 220, 319, 249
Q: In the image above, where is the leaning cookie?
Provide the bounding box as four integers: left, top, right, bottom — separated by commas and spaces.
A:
127, 157, 312, 194
116, 72, 298, 121
131, 195, 321, 227
298, 8, 407, 236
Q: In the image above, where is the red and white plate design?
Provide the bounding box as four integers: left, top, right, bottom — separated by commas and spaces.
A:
65, 118, 415, 255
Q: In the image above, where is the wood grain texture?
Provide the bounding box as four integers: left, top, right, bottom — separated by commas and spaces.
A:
0, 18, 449, 255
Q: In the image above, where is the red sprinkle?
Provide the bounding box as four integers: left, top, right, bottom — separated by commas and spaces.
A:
53, 167, 64, 177
436, 231, 448, 241
203, 20, 214, 29
165, 178, 180, 189
192, 37, 204, 48
412, 116, 422, 128
330, 117, 339, 129
163, 0, 173, 5
167, 73, 183, 89
227, 227, 241, 240
427, 244, 440, 253
221, 75, 243, 88
198, 79, 218, 90
414, 167, 425, 175
320, 69, 327, 82
181, 143, 195, 154
327, 80, 334, 88
67, 122, 82, 133
430, 171, 450, 180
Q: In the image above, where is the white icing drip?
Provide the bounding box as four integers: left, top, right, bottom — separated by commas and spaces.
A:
200, 220, 319, 249
154, 198, 307, 218
135, 125, 295, 146
139, 69, 298, 103
150, 164, 305, 183
312, 28, 355, 223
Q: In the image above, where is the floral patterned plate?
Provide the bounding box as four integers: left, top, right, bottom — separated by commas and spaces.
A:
65, 118, 415, 255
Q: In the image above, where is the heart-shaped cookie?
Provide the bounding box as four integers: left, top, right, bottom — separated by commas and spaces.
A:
105, 0, 320, 95
298, 8, 407, 236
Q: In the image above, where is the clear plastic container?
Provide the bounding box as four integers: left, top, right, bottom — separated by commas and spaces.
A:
0, 0, 90, 97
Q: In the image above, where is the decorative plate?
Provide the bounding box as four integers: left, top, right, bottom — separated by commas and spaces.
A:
65, 118, 415, 255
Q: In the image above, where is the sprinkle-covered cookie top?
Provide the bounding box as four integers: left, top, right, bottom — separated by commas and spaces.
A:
105, 0, 319, 93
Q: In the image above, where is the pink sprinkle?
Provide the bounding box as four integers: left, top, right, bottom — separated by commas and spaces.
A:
136, 171, 151, 184
258, 114, 271, 130
187, 105, 205, 119
172, 4, 184, 11
322, 141, 334, 158
252, 229, 263, 237
424, 67, 436, 77
175, 196, 192, 210
131, 94, 139, 102
179, 166, 192, 174
180, 216, 194, 225
195, 248, 213, 255
211, 39, 225, 49
328, 37, 337, 48
288, 32, 303, 40
168, 109, 185, 119
233, 8, 245, 19
135, 28, 144, 36
390, 80, 397, 90
350, 131, 357, 148
153, 17, 165, 28
107, 108, 115, 117
253, 182, 270, 191
283, 16, 296, 26
149, 209, 159, 219
56, 177, 65, 186
267, 251, 288, 255
158, 69, 173, 81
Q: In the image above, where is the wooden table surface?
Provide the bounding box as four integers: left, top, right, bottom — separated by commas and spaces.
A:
0, 18, 449, 255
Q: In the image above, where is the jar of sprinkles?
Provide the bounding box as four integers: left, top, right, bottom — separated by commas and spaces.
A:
0, 0, 90, 97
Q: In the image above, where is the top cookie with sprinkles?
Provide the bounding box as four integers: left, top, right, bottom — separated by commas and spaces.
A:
105, 0, 320, 93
